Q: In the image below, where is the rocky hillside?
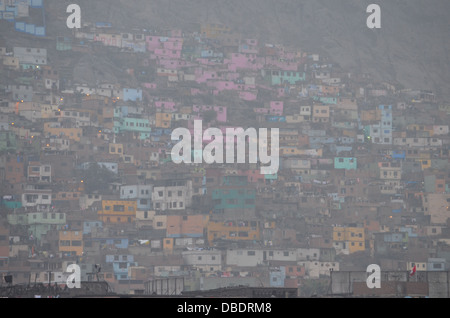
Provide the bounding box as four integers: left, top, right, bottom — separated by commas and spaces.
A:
47, 0, 450, 100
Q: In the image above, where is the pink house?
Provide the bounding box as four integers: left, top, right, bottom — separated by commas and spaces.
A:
158, 59, 186, 70
162, 39, 183, 51
191, 88, 202, 96
195, 70, 219, 83
206, 81, 236, 91
142, 83, 157, 89
155, 101, 177, 112
270, 101, 284, 116
277, 88, 286, 98
239, 91, 258, 101
154, 48, 181, 59
229, 53, 263, 71
242, 169, 265, 183
146, 36, 162, 51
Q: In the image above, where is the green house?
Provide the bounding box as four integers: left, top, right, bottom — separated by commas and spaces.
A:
114, 117, 151, 139
212, 175, 255, 211
8, 212, 66, 242
0, 131, 16, 153
212, 188, 256, 211
334, 157, 357, 170
262, 69, 306, 86
313, 96, 338, 105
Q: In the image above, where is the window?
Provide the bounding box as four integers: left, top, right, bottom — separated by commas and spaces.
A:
113, 205, 124, 212
71, 240, 82, 246
247, 251, 256, 256
60, 240, 70, 246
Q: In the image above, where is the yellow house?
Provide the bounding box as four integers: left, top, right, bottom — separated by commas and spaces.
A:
360, 109, 381, 122
163, 237, 174, 253
109, 143, 123, 155
155, 112, 171, 128
407, 261, 427, 272
280, 147, 303, 156
285, 115, 305, 124
59, 230, 83, 256
98, 200, 136, 224
312, 105, 330, 123
333, 226, 365, 254
41, 104, 59, 119
406, 124, 434, 136
419, 159, 431, 170
2, 56, 20, 70
44, 123, 82, 142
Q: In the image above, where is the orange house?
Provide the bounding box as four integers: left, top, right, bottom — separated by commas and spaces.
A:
98, 200, 136, 224
321, 85, 340, 95
43, 123, 82, 142
206, 220, 260, 246
163, 237, 174, 253
155, 113, 171, 128
59, 230, 83, 256
3, 156, 25, 184
166, 215, 209, 238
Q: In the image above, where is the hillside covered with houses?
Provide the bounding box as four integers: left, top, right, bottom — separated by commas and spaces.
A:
0, 0, 450, 297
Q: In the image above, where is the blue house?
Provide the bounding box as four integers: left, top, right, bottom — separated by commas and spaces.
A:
83, 221, 103, 235
106, 255, 137, 280
269, 267, 286, 287
123, 88, 142, 102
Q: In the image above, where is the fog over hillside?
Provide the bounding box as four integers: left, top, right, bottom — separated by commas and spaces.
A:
48, 0, 450, 100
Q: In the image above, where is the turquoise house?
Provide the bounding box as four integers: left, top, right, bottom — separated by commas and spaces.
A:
262, 69, 306, 86
334, 157, 357, 170
114, 117, 151, 139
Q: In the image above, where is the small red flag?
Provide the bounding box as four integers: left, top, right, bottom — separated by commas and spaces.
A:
410, 265, 416, 276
